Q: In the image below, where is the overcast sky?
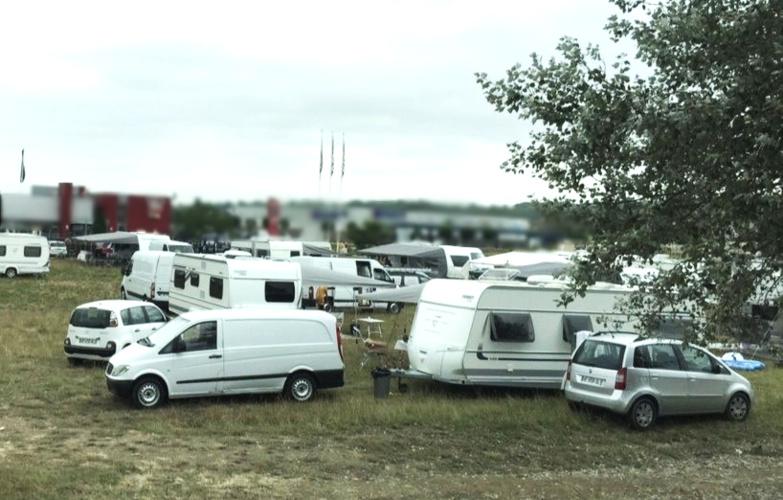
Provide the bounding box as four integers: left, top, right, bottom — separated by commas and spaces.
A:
0, 1, 625, 206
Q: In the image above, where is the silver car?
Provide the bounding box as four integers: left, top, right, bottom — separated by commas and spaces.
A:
564, 332, 754, 429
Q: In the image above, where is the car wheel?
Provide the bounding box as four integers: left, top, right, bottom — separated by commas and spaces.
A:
725, 392, 750, 422
388, 302, 401, 314
5, 268, 17, 279
628, 397, 657, 430
284, 372, 316, 402
132, 377, 167, 409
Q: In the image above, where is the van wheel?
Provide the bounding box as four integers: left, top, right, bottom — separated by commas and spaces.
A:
725, 392, 750, 422
284, 372, 316, 402
132, 377, 167, 409
388, 302, 401, 314
628, 397, 657, 430
5, 268, 17, 279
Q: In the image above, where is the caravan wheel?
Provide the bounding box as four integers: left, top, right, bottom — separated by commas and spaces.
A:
5, 268, 17, 279
388, 303, 401, 314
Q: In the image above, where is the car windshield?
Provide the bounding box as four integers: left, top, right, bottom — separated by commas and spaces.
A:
139, 316, 190, 347
573, 339, 626, 370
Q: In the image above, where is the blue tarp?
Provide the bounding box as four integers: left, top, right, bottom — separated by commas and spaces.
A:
723, 359, 766, 371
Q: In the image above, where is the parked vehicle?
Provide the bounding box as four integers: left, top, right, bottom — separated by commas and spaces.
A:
440, 245, 484, 279
387, 268, 431, 287
168, 254, 302, 316
405, 279, 691, 389
564, 333, 754, 429
231, 239, 331, 259
0, 233, 50, 278
121, 251, 175, 309
64, 300, 167, 363
148, 239, 194, 253
105, 308, 344, 408
49, 240, 68, 257
292, 256, 396, 311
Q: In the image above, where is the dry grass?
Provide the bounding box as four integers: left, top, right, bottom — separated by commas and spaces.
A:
1, 260, 782, 499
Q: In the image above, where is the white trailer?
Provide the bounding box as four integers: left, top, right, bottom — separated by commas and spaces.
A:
406, 279, 690, 389
231, 239, 331, 259
0, 233, 50, 278
440, 245, 484, 279
168, 254, 302, 316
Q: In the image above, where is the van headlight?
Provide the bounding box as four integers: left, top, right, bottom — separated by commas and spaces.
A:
111, 365, 130, 377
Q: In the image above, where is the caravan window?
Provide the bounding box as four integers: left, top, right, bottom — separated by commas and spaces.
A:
173, 269, 186, 289
256, 250, 269, 258
24, 246, 42, 257
190, 273, 200, 287
653, 318, 692, 340
265, 281, 295, 303
290, 251, 301, 257
562, 315, 594, 342
356, 261, 372, 278
209, 277, 224, 299
489, 312, 535, 343
450, 255, 469, 267
0, 245, 5, 256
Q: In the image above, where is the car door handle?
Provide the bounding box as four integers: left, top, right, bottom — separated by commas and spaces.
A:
208, 354, 222, 359
134, 329, 140, 333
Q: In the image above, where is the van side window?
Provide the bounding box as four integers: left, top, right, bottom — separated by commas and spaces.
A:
24, 246, 42, 257
190, 273, 200, 287
647, 344, 681, 370
161, 321, 217, 353
0, 245, 6, 257
356, 261, 372, 278
256, 250, 269, 258
489, 312, 535, 343
562, 315, 593, 342
265, 281, 295, 302
290, 251, 301, 257
210, 277, 224, 299
373, 269, 394, 283
450, 255, 469, 267
173, 269, 186, 289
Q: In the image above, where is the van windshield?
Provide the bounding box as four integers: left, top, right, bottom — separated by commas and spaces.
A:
141, 316, 190, 347
573, 340, 626, 370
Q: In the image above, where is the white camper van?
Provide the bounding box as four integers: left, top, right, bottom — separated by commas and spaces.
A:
292, 256, 396, 310
406, 279, 690, 389
231, 239, 331, 259
121, 251, 175, 309
440, 245, 484, 279
105, 308, 344, 407
0, 233, 50, 278
168, 254, 302, 316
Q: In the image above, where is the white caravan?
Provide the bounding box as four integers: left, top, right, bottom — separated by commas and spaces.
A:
121, 251, 175, 309
406, 279, 690, 389
0, 233, 50, 278
440, 245, 484, 279
291, 256, 396, 310
105, 308, 344, 407
168, 254, 302, 316
231, 239, 331, 259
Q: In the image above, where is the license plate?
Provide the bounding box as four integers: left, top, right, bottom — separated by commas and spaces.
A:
580, 375, 605, 386
75, 335, 101, 345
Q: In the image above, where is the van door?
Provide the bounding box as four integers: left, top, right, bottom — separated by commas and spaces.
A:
160, 321, 222, 397
220, 319, 286, 394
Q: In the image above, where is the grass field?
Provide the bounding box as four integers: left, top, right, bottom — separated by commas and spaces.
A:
1, 260, 782, 499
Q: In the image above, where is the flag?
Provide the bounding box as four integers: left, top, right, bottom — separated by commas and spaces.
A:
20, 149, 25, 183
319, 131, 323, 176
341, 133, 345, 178
330, 132, 334, 177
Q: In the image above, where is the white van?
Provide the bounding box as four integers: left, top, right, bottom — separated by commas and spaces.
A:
231, 239, 331, 259
148, 239, 194, 253
406, 279, 692, 389
292, 256, 396, 310
105, 308, 344, 407
0, 233, 50, 278
121, 251, 175, 309
440, 245, 484, 279
168, 254, 302, 316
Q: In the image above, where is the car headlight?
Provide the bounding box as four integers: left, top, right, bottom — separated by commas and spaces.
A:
111, 365, 130, 377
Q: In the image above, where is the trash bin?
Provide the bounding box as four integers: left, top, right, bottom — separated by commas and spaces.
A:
372, 368, 391, 399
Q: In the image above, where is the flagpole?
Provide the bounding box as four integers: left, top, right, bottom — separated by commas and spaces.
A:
318, 130, 323, 199
337, 133, 345, 254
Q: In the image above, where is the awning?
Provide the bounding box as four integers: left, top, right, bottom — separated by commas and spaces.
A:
357, 283, 426, 304
359, 243, 448, 278
299, 263, 396, 289
73, 231, 140, 244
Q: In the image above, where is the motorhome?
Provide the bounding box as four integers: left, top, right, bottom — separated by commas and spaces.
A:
231, 239, 331, 259
291, 256, 396, 310
440, 246, 484, 279
105, 308, 344, 407
121, 251, 175, 309
0, 233, 50, 278
168, 254, 302, 316
406, 279, 691, 389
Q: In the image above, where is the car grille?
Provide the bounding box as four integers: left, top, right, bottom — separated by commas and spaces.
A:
106, 363, 114, 375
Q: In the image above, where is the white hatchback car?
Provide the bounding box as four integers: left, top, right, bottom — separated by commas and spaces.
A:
64, 300, 167, 364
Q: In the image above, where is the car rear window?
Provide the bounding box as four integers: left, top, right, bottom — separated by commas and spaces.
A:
70, 308, 112, 328
573, 340, 626, 370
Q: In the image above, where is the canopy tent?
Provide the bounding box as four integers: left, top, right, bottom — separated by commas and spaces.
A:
299, 263, 396, 289
73, 231, 140, 244
359, 243, 448, 278
357, 283, 426, 304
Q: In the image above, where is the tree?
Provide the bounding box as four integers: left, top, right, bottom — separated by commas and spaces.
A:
173, 200, 240, 240
345, 221, 395, 250
476, 0, 783, 340
438, 222, 454, 244
459, 227, 476, 244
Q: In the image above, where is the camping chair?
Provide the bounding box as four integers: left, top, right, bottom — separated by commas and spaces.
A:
360, 338, 389, 369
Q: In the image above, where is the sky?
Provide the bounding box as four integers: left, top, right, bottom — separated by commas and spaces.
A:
0, 0, 626, 206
